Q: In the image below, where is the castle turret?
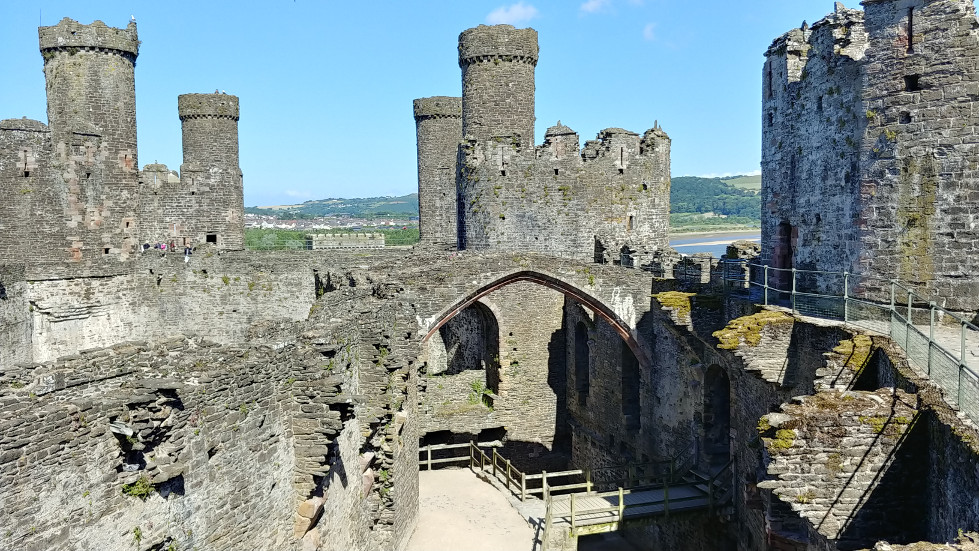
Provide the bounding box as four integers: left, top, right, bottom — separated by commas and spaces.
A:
458, 25, 538, 145
177, 93, 244, 250
413, 96, 462, 249
40, 18, 139, 145
33, 18, 141, 272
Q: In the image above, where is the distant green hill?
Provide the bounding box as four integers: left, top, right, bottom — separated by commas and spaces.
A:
248, 177, 761, 227
670, 176, 760, 219
246, 194, 419, 219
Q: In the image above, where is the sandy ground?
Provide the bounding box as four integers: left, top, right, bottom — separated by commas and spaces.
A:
406, 468, 538, 551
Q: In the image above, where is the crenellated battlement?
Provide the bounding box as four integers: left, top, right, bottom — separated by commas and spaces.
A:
38, 18, 138, 59
457, 25, 539, 67
178, 93, 240, 121
412, 96, 462, 121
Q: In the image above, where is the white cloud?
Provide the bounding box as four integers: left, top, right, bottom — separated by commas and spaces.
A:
642, 22, 656, 41
486, 2, 539, 25
580, 0, 611, 13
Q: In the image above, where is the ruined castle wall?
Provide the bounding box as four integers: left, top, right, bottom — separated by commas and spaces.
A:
18, 252, 316, 362
0, 339, 300, 551
761, 7, 868, 281
857, 0, 979, 309
0, 271, 33, 371
417, 284, 568, 470
0, 120, 54, 266
37, 19, 141, 272
458, 126, 670, 261
459, 25, 538, 145
414, 97, 462, 248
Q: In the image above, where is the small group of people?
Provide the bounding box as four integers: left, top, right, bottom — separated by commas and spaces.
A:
141, 240, 194, 262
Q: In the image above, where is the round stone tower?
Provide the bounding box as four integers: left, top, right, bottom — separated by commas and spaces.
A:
37, 18, 141, 270
40, 18, 138, 144
414, 96, 462, 249
458, 25, 538, 145
178, 93, 244, 250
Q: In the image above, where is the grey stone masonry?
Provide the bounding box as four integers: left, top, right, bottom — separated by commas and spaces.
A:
459, 25, 538, 145
175, 93, 244, 250
764, 0, 979, 311
414, 96, 462, 248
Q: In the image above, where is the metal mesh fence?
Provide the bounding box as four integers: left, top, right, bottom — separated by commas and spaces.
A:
960, 370, 979, 426
719, 260, 979, 427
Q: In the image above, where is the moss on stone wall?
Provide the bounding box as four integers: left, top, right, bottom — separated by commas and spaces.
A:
653, 291, 696, 323
832, 334, 873, 371
713, 310, 793, 350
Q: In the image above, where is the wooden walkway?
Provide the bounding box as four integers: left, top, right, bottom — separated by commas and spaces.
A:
546, 483, 711, 537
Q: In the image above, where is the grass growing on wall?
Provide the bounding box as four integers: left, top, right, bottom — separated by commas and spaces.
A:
244, 227, 420, 250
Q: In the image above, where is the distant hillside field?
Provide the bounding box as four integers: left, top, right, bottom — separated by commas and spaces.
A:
721, 174, 762, 191
247, 194, 419, 219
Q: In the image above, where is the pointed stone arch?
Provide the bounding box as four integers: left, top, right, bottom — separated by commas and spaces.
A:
421, 270, 649, 370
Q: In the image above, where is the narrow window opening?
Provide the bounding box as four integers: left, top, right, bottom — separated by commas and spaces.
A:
23, 171, 30, 178
103, 248, 110, 255
500, 170, 506, 176
907, 7, 915, 54
817, 96, 823, 112
905, 75, 921, 92
618, 146, 625, 174
768, 112, 774, 127
85, 172, 91, 179
554, 168, 559, 175
206, 233, 217, 244
125, 221, 131, 228
641, 183, 648, 191
627, 215, 635, 231
767, 66, 774, 98
900, 111, 912, 124
618, 168, 624, 175
191, 191, 196, 196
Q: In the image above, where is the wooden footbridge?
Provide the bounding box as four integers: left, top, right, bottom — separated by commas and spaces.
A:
418, 441, 733, 550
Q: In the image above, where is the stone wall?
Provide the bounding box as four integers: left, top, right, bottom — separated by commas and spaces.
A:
764, 0, 979, 310
0, 256, 424, 551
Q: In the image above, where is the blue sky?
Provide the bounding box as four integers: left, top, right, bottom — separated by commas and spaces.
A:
1, 0, 833, 206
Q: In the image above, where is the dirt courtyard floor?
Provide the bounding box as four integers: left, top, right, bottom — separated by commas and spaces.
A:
406, 468, 538, 551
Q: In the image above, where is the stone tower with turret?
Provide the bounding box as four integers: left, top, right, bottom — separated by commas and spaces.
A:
415, 24, 671, 264
0, 18, 141, 276
413, 96, 462, 248
137, 94, 244, 250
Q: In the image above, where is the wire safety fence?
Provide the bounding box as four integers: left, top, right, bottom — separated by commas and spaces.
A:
718, 260, 979, 426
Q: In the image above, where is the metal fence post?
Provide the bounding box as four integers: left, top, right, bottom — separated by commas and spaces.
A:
764, 265, 769, 305
960, 321, 967, 408
928, 303, 935, 376
791, 268, 797, 313
906, 290, 913, 352
843, 271, 849, 323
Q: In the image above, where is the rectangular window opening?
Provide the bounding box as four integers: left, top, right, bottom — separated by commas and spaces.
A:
627, 215, 635, 231
103, 248, 110, 255
23, 171, 30, 178
206, 233, 218, 244
907, 7, 915, 54
905, 74, 921, 92
618, 168, 624, 175
554, 168, 559, 175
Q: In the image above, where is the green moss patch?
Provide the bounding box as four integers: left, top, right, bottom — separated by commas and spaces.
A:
713, 310, 793, 350
653, 291, 696, 322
